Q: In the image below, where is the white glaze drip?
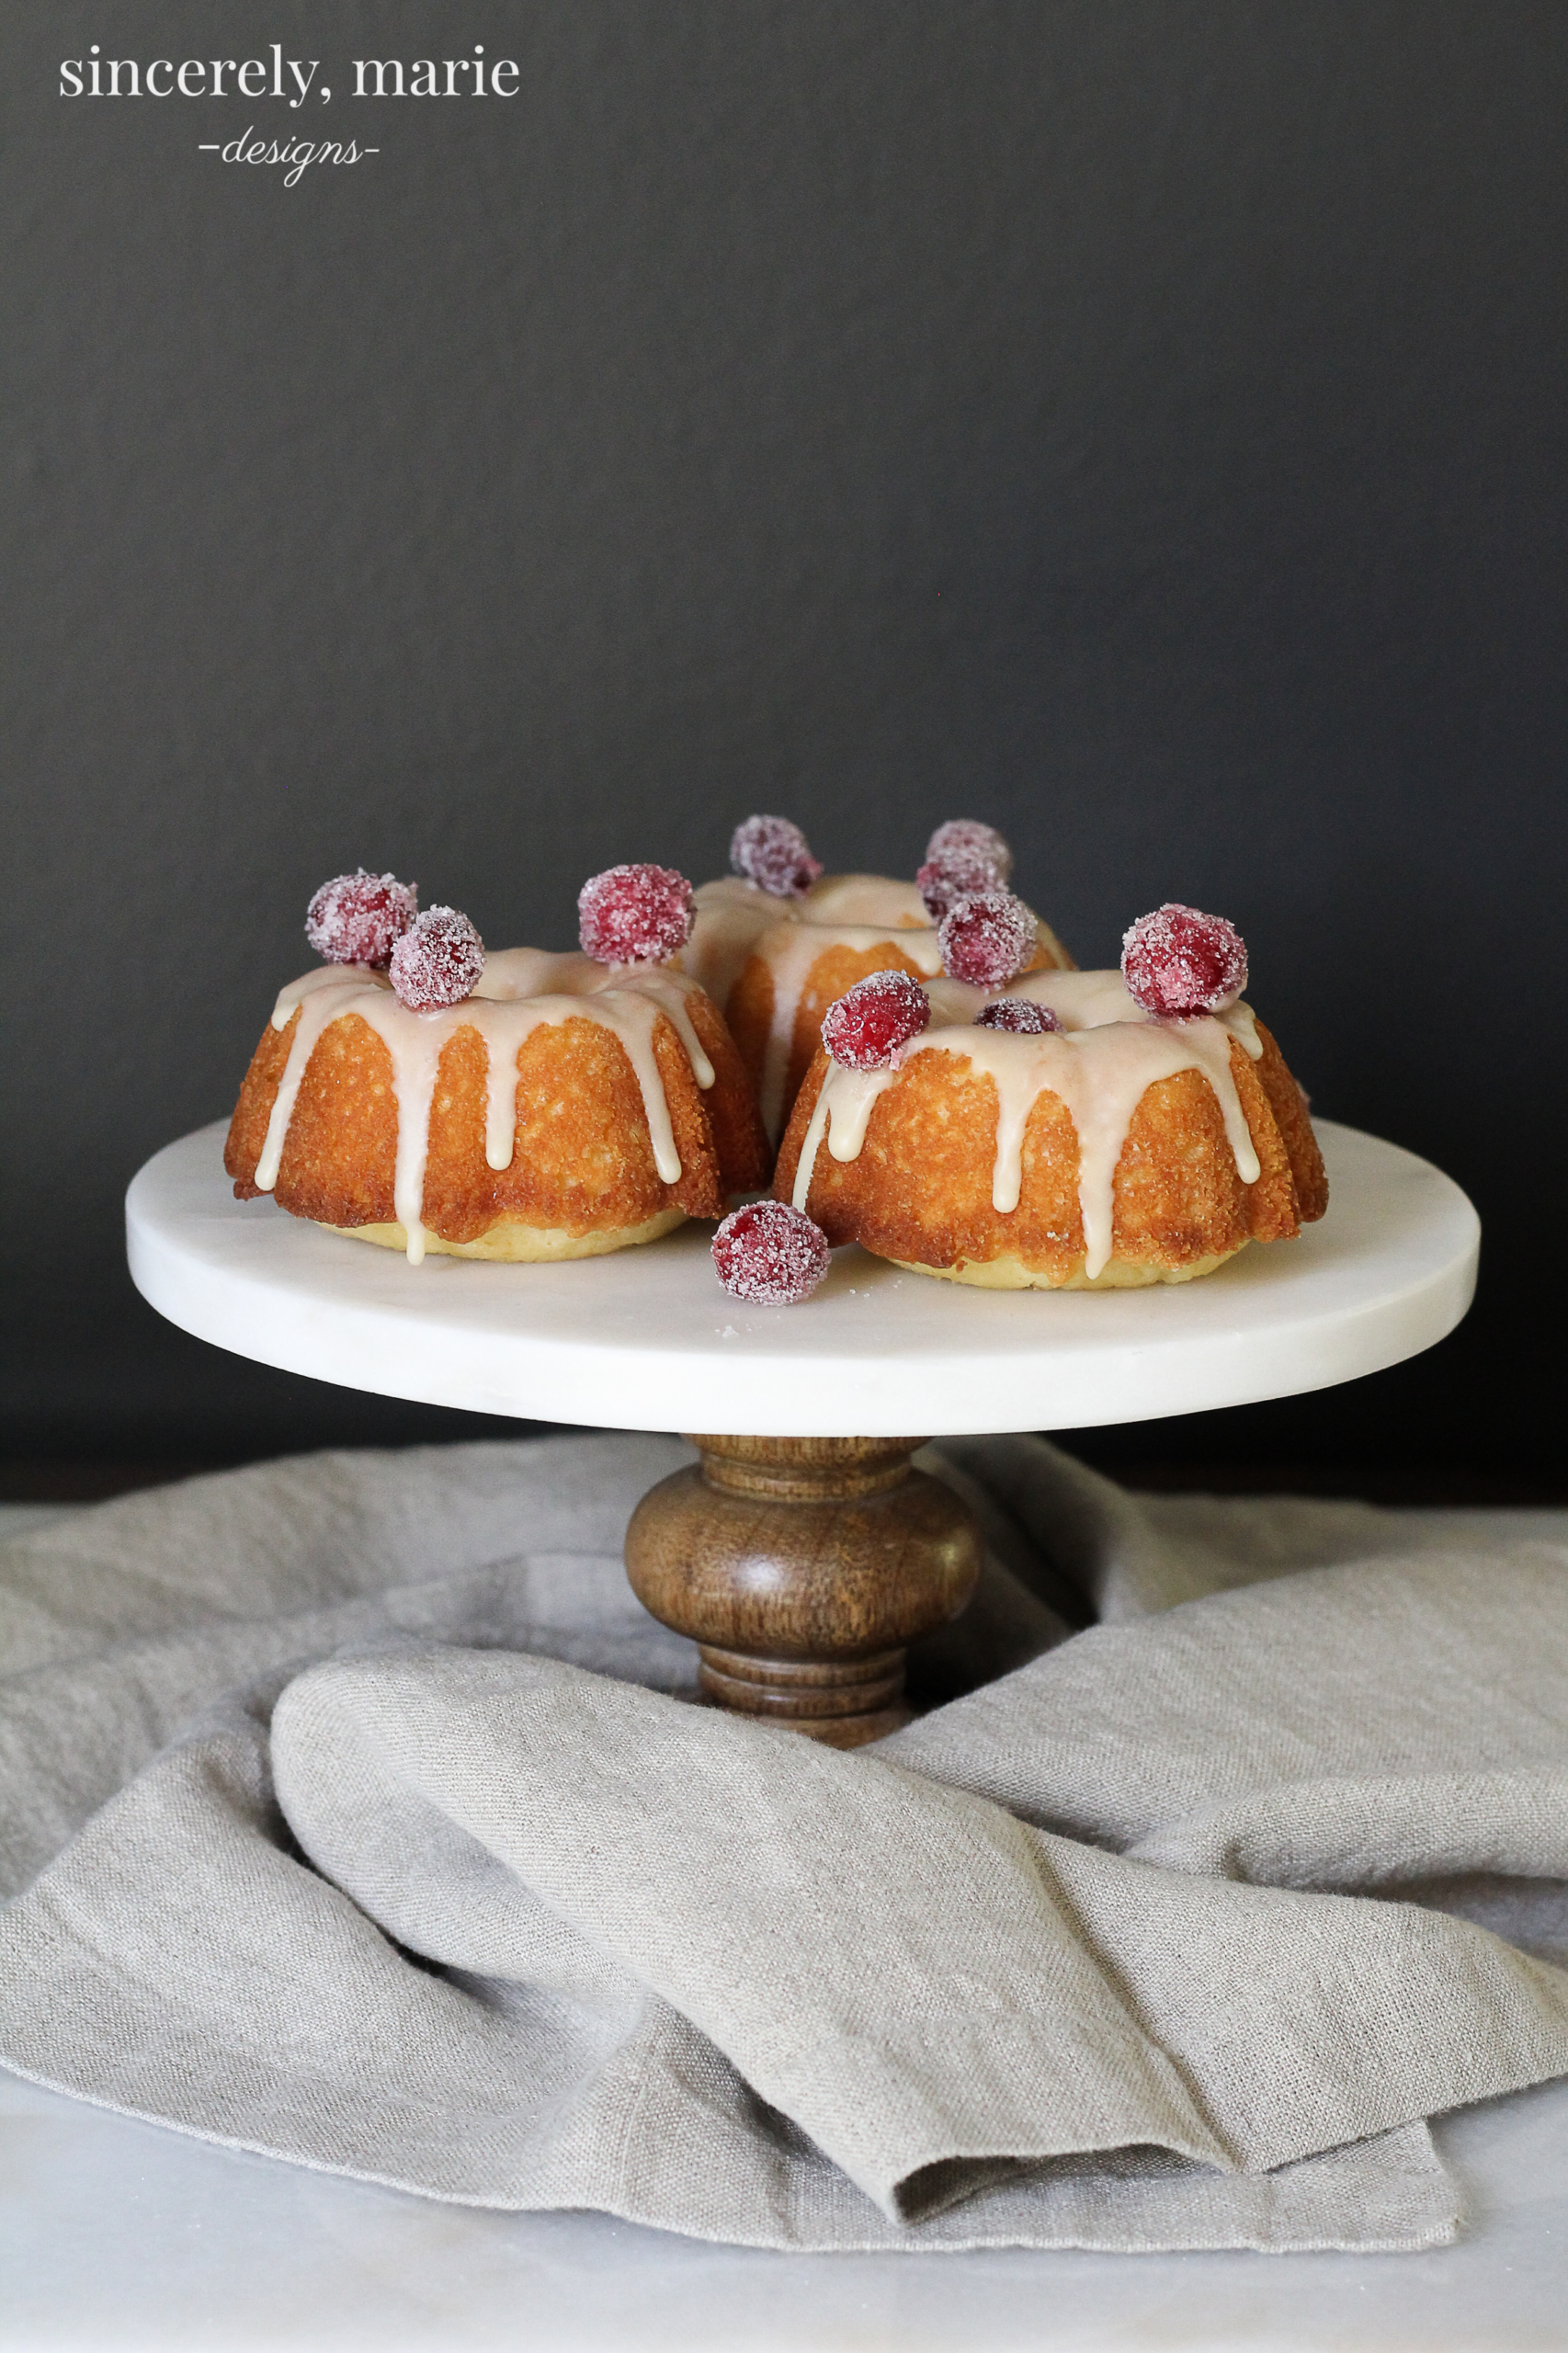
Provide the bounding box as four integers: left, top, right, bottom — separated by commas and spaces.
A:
791, 972, 1266, 1281
256, 952, 715, 1266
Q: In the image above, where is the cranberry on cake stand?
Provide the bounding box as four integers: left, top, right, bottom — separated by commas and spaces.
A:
127, 1116, 1478, 1745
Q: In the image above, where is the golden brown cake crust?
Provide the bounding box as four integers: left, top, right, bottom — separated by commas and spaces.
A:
1252, 1017, 1330, 1224
225, 983, 767, 1247
224, 1017, 293, 1202
678, 985, 772, 1195
773, 1021, 1327, 1287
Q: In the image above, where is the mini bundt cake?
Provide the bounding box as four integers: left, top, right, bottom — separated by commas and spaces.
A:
676, 815, 1074, 1139
773, 905, 1327, 1290
226, 866, 769, 1265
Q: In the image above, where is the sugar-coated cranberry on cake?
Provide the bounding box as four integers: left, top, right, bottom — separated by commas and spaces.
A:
772, 909, 1326, 1290
675, 814, 1074, 1141
225, 868, 768, 1265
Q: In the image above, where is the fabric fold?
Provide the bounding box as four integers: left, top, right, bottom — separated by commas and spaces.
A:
2, 1436, 1566, 2252
271, 1652, 1232, 2214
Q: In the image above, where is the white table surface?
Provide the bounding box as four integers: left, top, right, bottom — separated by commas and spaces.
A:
127, 1120, 1480, 1436
4, 2064, 1566, 2352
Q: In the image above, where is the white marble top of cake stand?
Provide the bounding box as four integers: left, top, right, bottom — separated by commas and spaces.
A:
127, 1120, 1478, 1436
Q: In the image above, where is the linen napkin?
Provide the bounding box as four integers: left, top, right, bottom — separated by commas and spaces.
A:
1, 1434, 1566, 2253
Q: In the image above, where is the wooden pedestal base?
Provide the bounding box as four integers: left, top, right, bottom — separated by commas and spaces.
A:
623, 1436, 983, 1746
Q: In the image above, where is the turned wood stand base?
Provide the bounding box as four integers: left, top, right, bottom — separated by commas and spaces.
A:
623, 1436, 984, 1745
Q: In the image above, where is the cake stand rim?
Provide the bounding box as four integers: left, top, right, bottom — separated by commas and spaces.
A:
125, 1120, 1480, 1439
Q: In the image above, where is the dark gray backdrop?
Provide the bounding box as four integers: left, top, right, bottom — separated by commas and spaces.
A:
6, 3, 1564, 1483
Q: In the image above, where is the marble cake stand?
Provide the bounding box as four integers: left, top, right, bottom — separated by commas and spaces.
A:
128, 1119, 1479, 1744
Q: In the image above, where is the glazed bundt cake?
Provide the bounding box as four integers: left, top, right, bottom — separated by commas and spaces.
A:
676, 815, 1074, 1140
226, 865, 769, 1265
772, 904, 1327, 1290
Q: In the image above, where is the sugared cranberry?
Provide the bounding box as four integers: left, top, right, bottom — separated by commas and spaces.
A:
917, 818, 1013, 916
711, 1200, 831, 1305
820, 969, 931, 1071
1121, 904, 1248, 1017
730, 814, 824, 898
305, 869, 417, 968
578, 863, 694, 964
916, 864, 960, 920
937, 890, 1036, 989
974, 997, 1061, 1034
388, 906, 485, 1011
926, 817, 1014, 881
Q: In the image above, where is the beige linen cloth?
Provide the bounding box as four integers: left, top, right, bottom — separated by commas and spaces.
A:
3, 1433, 1568, 2254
